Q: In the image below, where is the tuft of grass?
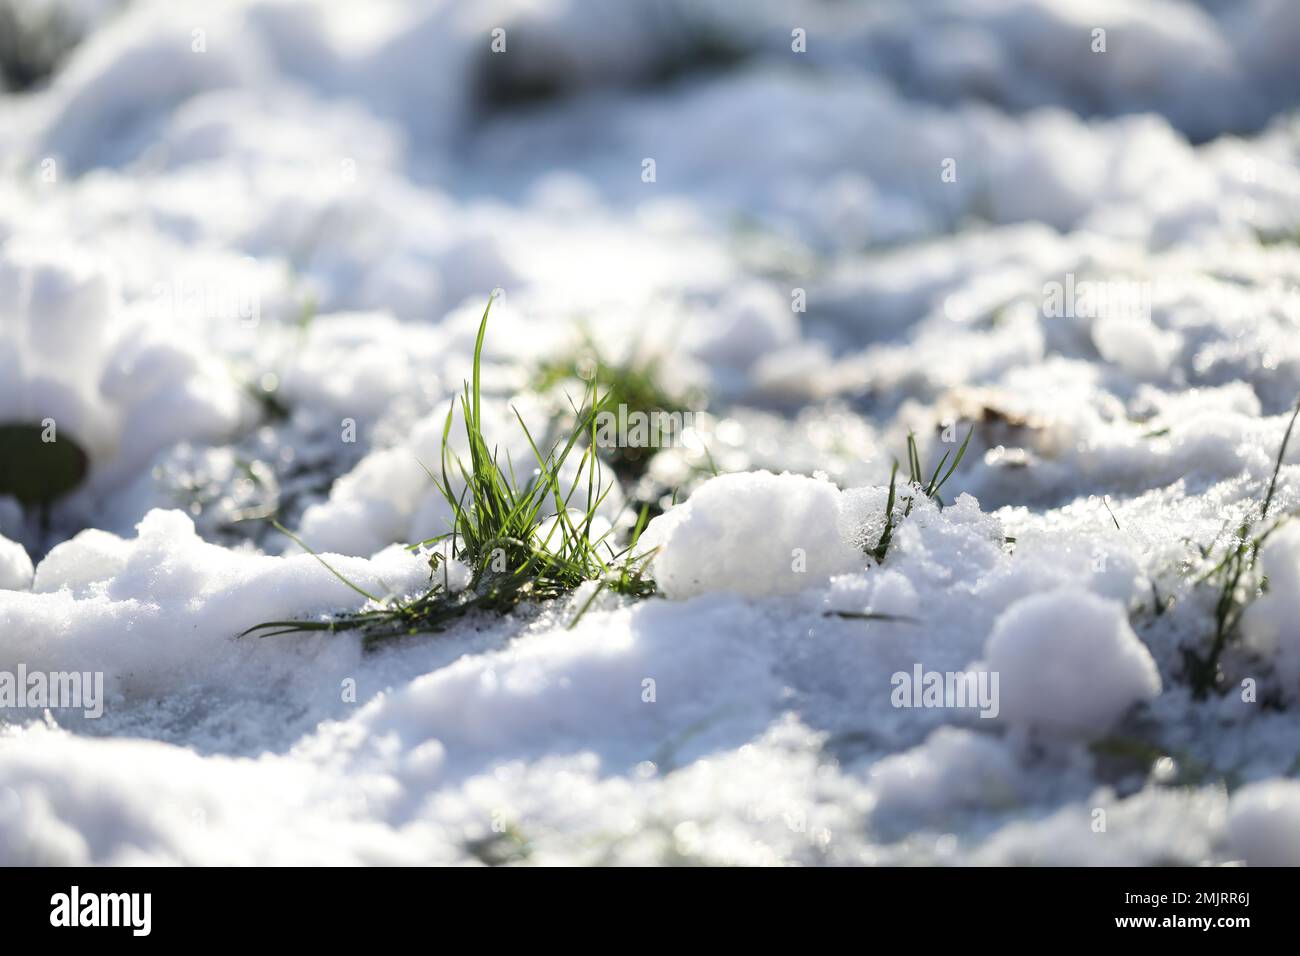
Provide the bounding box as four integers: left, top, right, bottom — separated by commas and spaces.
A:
246, 377, 291, 422
1184, 395, 1300, 697
870, 426, 974, 564
1255, 227, 1300, 247
0, 422, 89, 507
464, 824, 531, 866
242, 294, 657, 649
534, 326, 699, 483
1089, 735, 1213, 788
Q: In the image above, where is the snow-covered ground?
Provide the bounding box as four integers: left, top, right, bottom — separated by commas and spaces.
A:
3, 0, 1300, 865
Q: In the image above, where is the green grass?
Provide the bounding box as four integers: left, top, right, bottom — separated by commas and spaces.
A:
0, 422, 88, 507
534, 326, 701, 483
242, 295, 657, 649
870, 426, 974, 564
1184, 396, 1300, 697
1255, 226, 1300, 247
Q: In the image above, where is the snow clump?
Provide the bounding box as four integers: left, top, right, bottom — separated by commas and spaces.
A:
984, 589, 1161, 736
640, 471, 865, 599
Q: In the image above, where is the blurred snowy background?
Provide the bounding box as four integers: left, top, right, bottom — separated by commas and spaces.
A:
2, 0, 1300, 865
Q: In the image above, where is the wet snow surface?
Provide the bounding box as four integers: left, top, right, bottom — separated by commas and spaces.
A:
3, 0, 1300, 865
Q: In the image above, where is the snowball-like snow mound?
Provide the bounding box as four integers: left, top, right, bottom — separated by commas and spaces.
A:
1241, 522, 1300, 699
984, 590, 1161, 736
640, 471, 864, 599
0, 533, 34, 591
1227, 780, 1300, 866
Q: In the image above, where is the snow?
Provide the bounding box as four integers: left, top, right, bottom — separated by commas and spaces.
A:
865, 728, 1027, 837
6, 509, 430, 703
984, 590, 1162, 737
1241, 523, 1300, 699
0, 533, 34, 591
0, 243, 248, 498
2, 0, 1300, 865
1227, 780, 1300, 867
640, 471, 863, 599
